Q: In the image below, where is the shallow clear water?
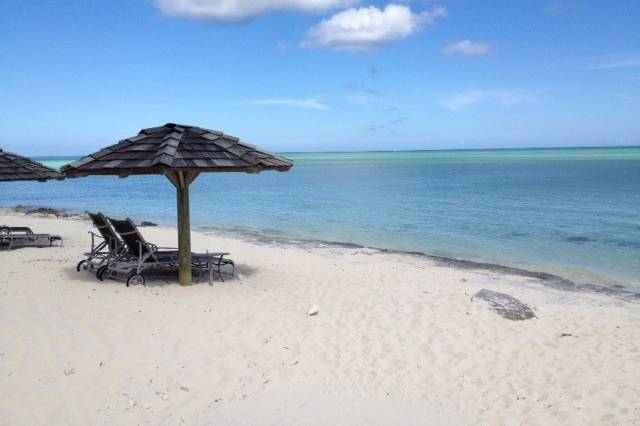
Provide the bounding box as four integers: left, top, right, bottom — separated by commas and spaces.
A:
2, 147, 639, 289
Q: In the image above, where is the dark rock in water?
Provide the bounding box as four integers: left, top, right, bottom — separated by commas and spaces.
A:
24, 207, 67, 217
140, 221, 158, 227
13, 205, 88, 220
472, 289, 536, 321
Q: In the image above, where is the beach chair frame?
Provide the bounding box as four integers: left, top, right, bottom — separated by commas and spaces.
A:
77, 213, 128, 275
1, 226, 34, 235
0, 226, 63, 251
103, 218, 234, 286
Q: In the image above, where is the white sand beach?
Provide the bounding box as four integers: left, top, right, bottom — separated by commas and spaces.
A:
0, 211, 639, 425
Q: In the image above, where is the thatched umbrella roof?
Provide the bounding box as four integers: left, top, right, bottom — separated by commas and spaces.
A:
0, 149, 64, 182
62, 123, 292, 177
62, 123, 293, 286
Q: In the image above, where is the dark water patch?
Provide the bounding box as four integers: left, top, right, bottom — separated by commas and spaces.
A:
561, 236, 597, 244
615, 240, 640, 249
506, 231, 529, 238
427, 254, 639, 300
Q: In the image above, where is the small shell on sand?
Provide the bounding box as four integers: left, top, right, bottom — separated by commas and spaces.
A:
307, 305, 320, 316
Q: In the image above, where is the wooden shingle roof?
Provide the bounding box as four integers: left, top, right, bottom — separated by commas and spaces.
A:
62, 123, 293, 177
0, 149, 64, 182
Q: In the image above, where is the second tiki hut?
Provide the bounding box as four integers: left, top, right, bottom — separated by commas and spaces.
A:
0, 149, 63, 182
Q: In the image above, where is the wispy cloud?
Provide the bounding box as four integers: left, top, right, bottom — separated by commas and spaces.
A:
390, 117, 408, 124
248, 98, 328, 110
543, 1, 577, 15
365, 116, 409, 132
442, 40, 493, 56
442, 89, 538, 110
365, 124, 386, 132
276, 42, 291, 53
590, 58, 640, 70
345, 87, 382, 107
154, 0, 357, 21
301, 4, 447, 51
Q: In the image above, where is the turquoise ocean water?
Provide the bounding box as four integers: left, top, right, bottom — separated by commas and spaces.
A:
2, 147, 639, 289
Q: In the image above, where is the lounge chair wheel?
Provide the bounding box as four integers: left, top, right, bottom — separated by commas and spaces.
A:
127, 273, 145, 287
96, 265, 108, 281
76, 260, 87, 272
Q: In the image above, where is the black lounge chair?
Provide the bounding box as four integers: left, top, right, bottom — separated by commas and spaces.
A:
77, 212, 127, 276
0, 225, 63, 250
102, 218, 234, 286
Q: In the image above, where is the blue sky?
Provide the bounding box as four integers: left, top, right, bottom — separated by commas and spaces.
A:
1, 0, 639, 155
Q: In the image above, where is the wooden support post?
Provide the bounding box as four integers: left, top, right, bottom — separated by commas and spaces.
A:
176, 174, 192, 286
166, 171, 199, 287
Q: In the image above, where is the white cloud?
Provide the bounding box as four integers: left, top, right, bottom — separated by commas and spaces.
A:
248, 98, 328, 110
154, 0, 358, 21
442, 89, 537, 110
301, 4, 447, 51
442, 40, 493, 56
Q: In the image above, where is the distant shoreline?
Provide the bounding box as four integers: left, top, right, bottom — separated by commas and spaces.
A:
199, 224, 640, 302
3, 205, 638, 301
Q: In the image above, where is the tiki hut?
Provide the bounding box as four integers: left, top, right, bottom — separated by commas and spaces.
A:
62, 123, 293, 286
0, 149, 63, 182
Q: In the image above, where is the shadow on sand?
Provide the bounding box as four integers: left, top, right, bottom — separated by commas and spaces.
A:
66, 263, 258, 287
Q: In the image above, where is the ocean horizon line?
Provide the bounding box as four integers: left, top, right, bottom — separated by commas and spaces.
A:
30, 144, 640, 160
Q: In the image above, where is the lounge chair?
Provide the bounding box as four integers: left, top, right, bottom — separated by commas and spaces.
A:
101, 218, 234, 286
0, 225, 63, 250
1, 226, 34, 235
77, 212, 127, 277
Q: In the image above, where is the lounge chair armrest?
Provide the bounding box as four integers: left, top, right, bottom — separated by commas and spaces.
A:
88, 231, 104, 239
208, 253, 230, 261
2, 226, 34, 235
156, 246, 178, 250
